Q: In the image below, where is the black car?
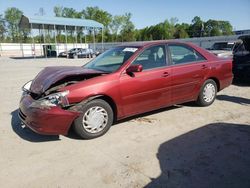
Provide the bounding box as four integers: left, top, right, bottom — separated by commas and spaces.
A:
68, 48, 95, 58
58, 48, 83, 57
233, 35, 250, 83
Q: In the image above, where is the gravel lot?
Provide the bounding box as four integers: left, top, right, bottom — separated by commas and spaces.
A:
0, 57, 249, 188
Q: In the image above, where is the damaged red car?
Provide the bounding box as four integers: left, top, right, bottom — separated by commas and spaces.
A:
19, 41, 233, 139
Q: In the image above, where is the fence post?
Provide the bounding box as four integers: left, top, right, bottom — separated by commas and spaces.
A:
0, 43, 2, 57
20, 42, 24, 57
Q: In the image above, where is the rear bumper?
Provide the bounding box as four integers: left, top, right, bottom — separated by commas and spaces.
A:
19, 95, 79, 135
220, 76, 233, 91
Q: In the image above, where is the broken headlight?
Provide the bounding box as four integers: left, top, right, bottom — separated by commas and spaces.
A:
30, 90, 69, 109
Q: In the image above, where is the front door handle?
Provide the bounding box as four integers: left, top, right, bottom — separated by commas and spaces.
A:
162, 72, 169, 77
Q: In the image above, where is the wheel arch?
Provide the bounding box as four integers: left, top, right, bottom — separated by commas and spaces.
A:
207, 77, 220, 91
70, 94, 118, 122
95, 95, 118, 122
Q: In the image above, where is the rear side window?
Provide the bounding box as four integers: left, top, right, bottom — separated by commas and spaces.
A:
234, 42, 250, 55
168, 44, 206, 65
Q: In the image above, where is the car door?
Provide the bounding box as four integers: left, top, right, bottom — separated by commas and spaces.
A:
167, 44, 209, 104
119, 45, 172, 117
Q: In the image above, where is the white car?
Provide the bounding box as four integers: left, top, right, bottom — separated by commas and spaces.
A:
208, 41, 241, 58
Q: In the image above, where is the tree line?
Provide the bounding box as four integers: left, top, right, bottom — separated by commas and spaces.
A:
0, 6, 234, 43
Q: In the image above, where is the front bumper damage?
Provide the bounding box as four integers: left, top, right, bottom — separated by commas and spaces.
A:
19, 94, 79, 135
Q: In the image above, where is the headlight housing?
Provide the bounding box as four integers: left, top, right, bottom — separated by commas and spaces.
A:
30, 90, 69, 109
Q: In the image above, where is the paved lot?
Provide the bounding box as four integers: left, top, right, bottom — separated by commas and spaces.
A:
0, 57, 249, 188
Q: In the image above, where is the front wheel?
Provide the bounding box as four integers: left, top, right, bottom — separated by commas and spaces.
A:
73, 99, 113, 139
196, 79, 217, 106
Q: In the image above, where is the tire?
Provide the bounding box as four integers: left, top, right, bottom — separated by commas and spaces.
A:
73, 99, 113, 139
196, 79, 217, 107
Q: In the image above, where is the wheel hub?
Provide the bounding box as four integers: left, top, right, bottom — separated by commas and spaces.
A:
82, 106, 108, 133
203, 83, 215, 103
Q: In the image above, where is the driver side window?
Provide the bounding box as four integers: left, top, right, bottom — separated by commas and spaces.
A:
132, 45, 167, 70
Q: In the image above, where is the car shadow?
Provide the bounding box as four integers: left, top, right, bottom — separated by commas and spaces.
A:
145, 122, 250, 188
11, 106, 183, 141
11, 109, 60, 142
115, 105, 182, 125
217, 94, 250, 105
67, 105, 184, 140
66, 127, 83, 140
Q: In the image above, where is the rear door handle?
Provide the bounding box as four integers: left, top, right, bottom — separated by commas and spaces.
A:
162, 72, 169, 77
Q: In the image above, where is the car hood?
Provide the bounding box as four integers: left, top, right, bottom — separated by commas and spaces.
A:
30, 66, 105, 95
209, 50, 233, 57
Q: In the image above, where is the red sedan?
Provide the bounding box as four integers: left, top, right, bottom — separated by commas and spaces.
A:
19, 41, 233, 139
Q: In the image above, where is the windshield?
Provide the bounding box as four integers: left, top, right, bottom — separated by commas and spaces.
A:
69, 48, 80, 52
83, 46, 139, 72
212, 42, 234, 51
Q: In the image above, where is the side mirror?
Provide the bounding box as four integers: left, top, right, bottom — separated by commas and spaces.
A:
126, 64, 143, 74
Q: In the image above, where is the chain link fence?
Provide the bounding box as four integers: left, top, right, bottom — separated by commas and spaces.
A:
0, 35, 242, 57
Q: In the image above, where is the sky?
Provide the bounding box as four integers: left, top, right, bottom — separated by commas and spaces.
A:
0, 0, 250, 30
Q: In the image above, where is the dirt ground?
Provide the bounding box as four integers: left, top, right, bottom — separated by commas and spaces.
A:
0, 57, 249, 188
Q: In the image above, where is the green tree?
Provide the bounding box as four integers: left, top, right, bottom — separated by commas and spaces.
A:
4, 7, 23, 42
174, 23, 190, 38
81, 6, 112, 42
62, 8, 81, 18
82, 6, 112, 28
109, 15, 124, 42
120, 13, 135, 42
0, 14, 6, 41
53, 6, 138, 42
189, 16, 204, 37
54, 6, 63, 17
204, 19, 221, 36
219, 21, 233, 35
137, 17, 177, 41
162, 18, 177, 39
54, 7, 82, 42
168, 17, 178, 38
54, 6, 81, 18
204, 19, 233, 36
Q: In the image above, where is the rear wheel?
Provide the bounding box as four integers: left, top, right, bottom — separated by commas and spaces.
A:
73, 99, 113, 139
196, 79, 217, 106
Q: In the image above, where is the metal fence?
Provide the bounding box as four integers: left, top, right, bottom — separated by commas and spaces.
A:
0, 43, 88, 57
89, 35, 241, 51
0, 35, 242, 57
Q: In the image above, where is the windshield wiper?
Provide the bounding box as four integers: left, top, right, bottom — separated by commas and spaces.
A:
93, 68, 112, 73
82, 67, 111, 73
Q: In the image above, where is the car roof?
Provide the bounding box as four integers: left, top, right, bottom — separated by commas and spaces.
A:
118, 40, 218, 61
118, 40, 193, 48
